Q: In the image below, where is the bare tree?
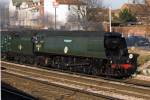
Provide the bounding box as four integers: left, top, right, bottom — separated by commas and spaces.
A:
42, 13, 55, 29
131, 0, 145, 4
80, 0, 104, 8
66, 0, 104, 31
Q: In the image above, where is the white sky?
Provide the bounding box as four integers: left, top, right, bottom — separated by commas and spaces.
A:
44, 0, 129, 23
44, 0, 68, 23
4, 0, 129, 23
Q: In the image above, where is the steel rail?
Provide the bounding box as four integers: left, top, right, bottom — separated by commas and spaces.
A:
2, 71, 119, 100
2, 88, 36, 100
1, 61, 150, 99
2, 61, 150, 88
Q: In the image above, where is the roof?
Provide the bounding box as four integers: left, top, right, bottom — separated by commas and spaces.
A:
12, 0, 85, 7
86, 8, 108, 22
12, 0, 33, 7
145, 0, 150, 6
121, 3, 150, 15
56, 0, 85, 5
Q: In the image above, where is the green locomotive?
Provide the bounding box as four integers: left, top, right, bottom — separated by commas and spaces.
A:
1, 30, 138, 78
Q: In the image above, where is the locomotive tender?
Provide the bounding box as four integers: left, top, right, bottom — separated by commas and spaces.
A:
1, 30, 138, 78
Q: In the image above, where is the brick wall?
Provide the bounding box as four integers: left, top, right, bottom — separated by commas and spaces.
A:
105, 25, 150, 38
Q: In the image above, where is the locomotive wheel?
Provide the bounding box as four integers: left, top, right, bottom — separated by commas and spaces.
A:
20, 56, 26, 64
27, 56, 34, 64
91, 67, 98, 75
36, 56, 48, 66
1, 53, 7, 60
14, 55, 20, 63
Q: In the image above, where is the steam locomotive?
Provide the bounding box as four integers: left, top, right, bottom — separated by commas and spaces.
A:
1, 30, 138, 78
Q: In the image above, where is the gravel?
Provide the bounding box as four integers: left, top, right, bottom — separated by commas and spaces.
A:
134, 75, 150, 81
2, 70, 150, 100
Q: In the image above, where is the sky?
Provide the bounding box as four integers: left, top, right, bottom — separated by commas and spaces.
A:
44, 0, 128, 22
1, 0, 129, 24
0, 0, 128, 9
104, 0, 128, 9
44, 0, 69, 23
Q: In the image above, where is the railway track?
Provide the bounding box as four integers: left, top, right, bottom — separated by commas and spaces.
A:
2, 63, 119, 100
1, 86, 38, 100
2, 61, 150, 88
2, 88, 35, 100
2, 60, 150, 88
2, 82, 37, 100
1, 61, 150, 100
2, 71, 120, 100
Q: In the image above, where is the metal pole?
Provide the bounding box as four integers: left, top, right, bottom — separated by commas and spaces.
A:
78, 13, 80, 30
55, 7, 56, 30
47, 14, 48, 28
53, 1, 59, 30
77, 1, 80, 31
109, 6, 112, 32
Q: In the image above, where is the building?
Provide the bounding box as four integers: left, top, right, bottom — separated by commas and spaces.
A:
0, 4, 9, 29
10, 0, 44, 28
9, 0, 18, 27
145, 0, 150, 6
87, 8, 108, 22
120, 3, 150, 24
56, 0, 85, 5
104, 1, 150, 37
